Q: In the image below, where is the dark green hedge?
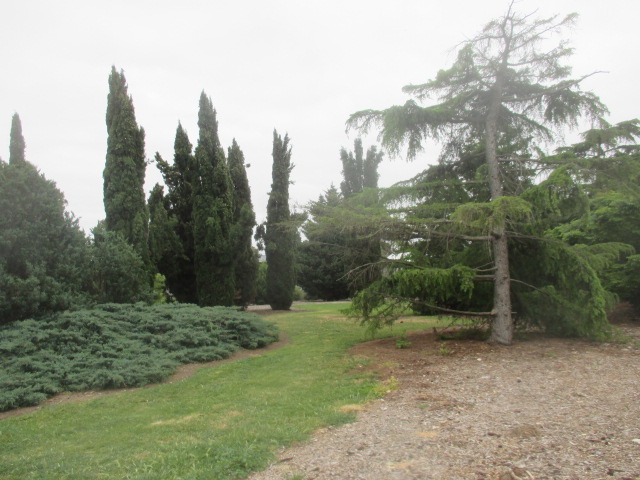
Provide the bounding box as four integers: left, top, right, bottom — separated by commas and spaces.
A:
0, 303, 278, 411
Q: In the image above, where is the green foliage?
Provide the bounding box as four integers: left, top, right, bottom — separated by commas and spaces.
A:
152, 273, 172, 304
154, 124, 198, 303
298, 140, 383, 300
254, 261, 268, 305
292, 285, 307, 301
193, 92, 235, 306
147, 184, 181, 278
340, 138, 383, 198
0, 303, 278, 411
510, 240, 613, 339
605, 254, 640, 313
297, 186, 351, 300
0, 158, 91, 324
347, 3, 620, 344
395, 330, 411, 349
103, 67, 149, 265
347, 265, 476, 333
452, 196, 533, 233
9, 113, 26, 164
228, 139, 259, 307
264, 130, 297, 310
88, 223, 152, 304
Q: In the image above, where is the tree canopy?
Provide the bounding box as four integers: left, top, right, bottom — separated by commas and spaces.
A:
347, 3, 610, 344
103, 66, 149, 266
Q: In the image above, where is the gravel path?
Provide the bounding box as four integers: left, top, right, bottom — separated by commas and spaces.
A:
249, 323, 640, 480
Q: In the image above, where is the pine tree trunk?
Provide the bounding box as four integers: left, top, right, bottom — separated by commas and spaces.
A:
485, 81, 513, 346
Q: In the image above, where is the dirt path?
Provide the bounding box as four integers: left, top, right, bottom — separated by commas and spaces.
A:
250, 322, 640, 480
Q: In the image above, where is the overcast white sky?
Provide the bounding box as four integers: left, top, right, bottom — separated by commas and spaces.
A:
1, 0, 638, 232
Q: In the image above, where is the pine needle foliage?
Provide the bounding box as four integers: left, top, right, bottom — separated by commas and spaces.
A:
0, 303, 278, 411
347, 265, 476, 334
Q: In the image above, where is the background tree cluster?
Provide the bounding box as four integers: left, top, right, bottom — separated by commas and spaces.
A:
1, 69, 267, 324
297, 139, 384, 300
104, 69, 260, 309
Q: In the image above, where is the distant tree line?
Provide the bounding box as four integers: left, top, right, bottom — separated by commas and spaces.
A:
0, 68, 301, 323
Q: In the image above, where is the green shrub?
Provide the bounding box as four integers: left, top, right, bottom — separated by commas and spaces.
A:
0, 303, 278, 411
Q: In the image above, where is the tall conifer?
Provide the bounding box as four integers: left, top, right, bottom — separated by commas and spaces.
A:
228, 139, 258, 307
155, 124, 198, 303
192, 92, 235, 306
9, 113, 26, 164
264, 130, 296, 310
103, 66, 149, 264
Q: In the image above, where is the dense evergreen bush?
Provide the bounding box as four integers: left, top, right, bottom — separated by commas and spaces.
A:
0, 303, 278, 411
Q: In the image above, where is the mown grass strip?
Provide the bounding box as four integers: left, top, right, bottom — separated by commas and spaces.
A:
0, 303, 436, 479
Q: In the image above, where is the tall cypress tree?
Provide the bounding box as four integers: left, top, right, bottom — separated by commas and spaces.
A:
264, 130, 296, 310
155, 123, 198, 303
103, 66, 149, 265
228, 139, 258, 307
192, 92, 235, 306
9, 113, 26, 164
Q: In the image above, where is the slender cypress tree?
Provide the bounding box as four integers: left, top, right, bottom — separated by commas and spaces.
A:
228, 139, 258, 307
264, 130, 296, 310
192, 92, 235, 306
9, 113, 26, 164
155, 123, 198, 303
103, 66, 149, 265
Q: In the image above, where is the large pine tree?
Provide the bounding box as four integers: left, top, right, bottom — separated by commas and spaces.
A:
192, 92, 235, 306
264, 130, 296, 310
228, 139, 258, 308
103, 66, 149, 265
348, 5, 606, 344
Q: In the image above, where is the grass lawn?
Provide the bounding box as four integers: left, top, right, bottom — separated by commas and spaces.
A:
0, 303, 437, 479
